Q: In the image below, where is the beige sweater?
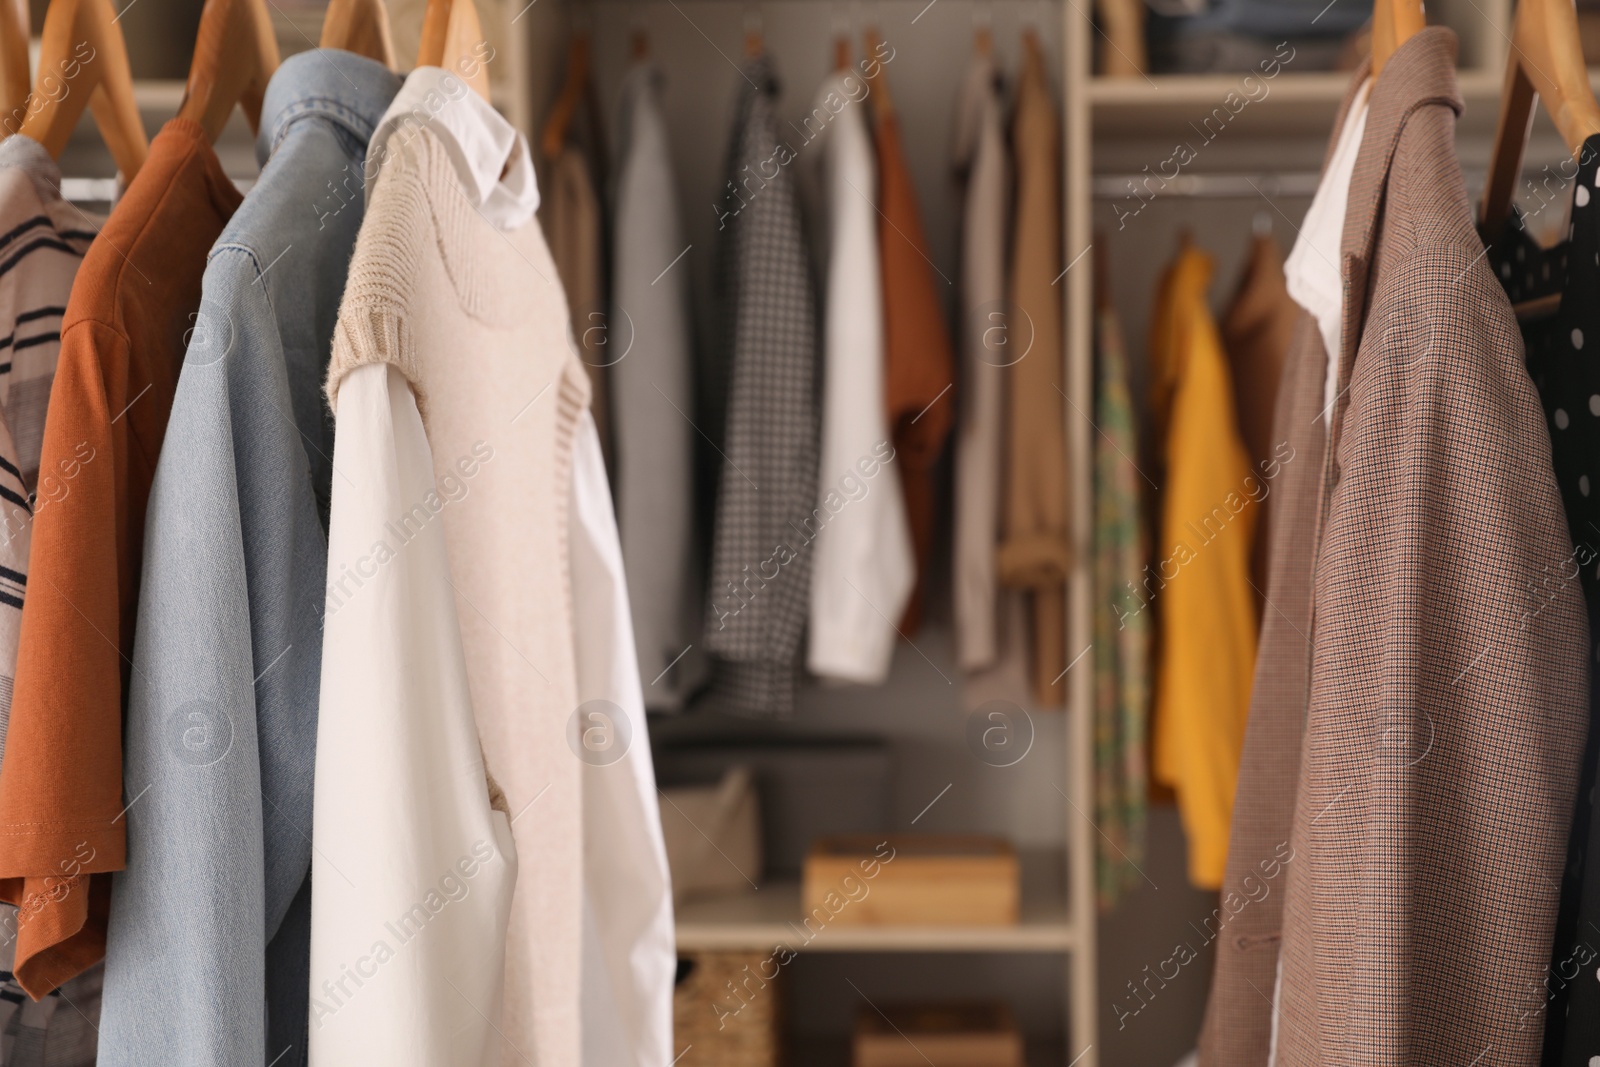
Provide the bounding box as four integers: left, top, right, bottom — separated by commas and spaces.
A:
327, 71, 589, 1067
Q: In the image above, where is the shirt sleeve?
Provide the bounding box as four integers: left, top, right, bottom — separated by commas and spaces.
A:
309, 361, 516, 1065
570, 410, 676, 1067
98, 258, 325, 1065
0, 320, 126, 997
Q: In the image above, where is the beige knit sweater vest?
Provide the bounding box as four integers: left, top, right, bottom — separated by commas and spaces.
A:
327, 123, 590, 1067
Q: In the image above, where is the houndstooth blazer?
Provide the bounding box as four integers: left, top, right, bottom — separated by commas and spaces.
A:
701, 56, 820, 716
1198, 28, 1590, 1065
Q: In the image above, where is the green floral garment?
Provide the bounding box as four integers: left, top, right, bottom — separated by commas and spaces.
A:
1093, 299, 1150, 908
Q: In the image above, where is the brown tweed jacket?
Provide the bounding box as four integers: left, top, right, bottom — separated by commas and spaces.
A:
1199, 29, 1589, 1065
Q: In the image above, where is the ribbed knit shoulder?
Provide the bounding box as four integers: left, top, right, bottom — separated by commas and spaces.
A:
325, 124, 565, 419
326, 130, 433, 418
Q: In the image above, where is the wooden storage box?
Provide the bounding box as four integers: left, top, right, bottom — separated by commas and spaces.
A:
853, 1002, 1023, 1067
802, 835, 1019, 926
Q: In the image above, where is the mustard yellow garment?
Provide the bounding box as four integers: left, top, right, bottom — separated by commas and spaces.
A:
1149, 244, 1259, 890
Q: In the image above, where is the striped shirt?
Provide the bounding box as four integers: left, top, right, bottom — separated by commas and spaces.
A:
0, 135, 95, 765
0, 133, 100, 1067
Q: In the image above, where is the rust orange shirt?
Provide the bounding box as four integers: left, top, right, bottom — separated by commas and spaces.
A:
0, 118, 241, 997
875, 105, 955, 634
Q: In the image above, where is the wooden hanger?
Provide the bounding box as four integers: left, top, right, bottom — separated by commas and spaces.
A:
177, 0, 280, 143
630, 29, 649, 62
0, 0, 27, 131
417, 0, 489, 101
18, 0, 147, 178
864, 26, 892, 119
540, 33, 588, 161
321, 0, 397, 69
974, 24, 992, 58
1481, 0, 1600, 245
833, 35, 850, 72
1370, 0, 1424, 79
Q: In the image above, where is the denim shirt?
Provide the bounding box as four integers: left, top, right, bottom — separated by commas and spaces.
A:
97, 51, 400, 1067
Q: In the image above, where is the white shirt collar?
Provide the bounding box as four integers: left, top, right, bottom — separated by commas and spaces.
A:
1284, 78, 1370, 425
366, 66, 539, 230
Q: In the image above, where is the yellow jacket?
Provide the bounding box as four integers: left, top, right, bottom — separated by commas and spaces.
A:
1149, 244, 1259, 889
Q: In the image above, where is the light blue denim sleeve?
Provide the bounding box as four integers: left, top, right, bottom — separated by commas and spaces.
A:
97, 249, 326, 1067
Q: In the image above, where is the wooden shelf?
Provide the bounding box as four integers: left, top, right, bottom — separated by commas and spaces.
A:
1088, 68, 1503, 136
676, 883, 1075, 953
675, 852, 1075, 954
1090, 69, 1353, 106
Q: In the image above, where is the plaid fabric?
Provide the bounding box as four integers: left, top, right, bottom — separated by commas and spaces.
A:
1486, 135, 1600, 1067
1092, 296, 1148, 908
1200, 28, 1589, 1066
701, 57, 819, 716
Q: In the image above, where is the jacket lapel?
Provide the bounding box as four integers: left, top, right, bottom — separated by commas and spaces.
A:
1329, 28, 1464, 459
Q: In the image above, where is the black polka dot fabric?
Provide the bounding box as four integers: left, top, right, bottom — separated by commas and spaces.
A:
1488, 134, 1600, 1067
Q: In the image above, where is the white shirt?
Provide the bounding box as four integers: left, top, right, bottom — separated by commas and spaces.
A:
1285, 79, 1370, 422
310, 361, 517, 1066
805, 69, 915, 684
571, 410, 677, 1067
315, 71, 675, 1067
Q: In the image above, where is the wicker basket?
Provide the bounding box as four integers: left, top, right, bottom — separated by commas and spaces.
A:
672, 951, 784, 1067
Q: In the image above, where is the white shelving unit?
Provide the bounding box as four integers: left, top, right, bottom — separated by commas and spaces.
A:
676, 851, 1077, 954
